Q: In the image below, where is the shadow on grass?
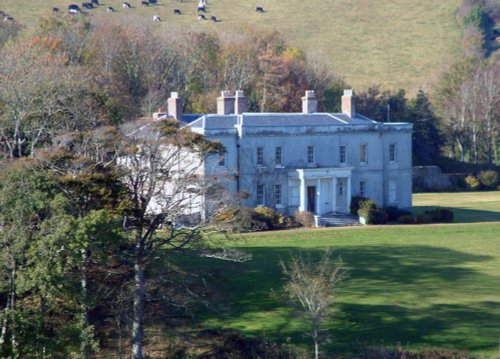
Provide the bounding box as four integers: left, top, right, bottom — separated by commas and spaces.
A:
412, 206, 500, 223
180, 245, 499, 355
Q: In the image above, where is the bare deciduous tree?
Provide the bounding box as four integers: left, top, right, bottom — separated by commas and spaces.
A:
281, 250, 346, 359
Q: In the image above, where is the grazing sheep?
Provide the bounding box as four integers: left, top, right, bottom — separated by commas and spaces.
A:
210, 15, 217, 22
256, 6, 264, 13
197, 5, 206, 13
122, 1, 131, 8
153, 15, 161, 21
91, 0, 99, 5
174, 8, 182, 15
141, 1, 149, 6
107, 6, 115, 12
52, 7, 60, 12
198, 14, 206, 20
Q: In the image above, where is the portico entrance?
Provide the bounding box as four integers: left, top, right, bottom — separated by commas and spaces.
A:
290, 167, 353, 215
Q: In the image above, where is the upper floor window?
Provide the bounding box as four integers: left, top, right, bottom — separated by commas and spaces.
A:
307, 146, 315, 164
340, 145, 347, 164
275, 184, 282, 205
389, 143, 397, 163
359, 181, 366, 197
359, 144, 367, 164
218, 153, 225, 166
256, 184, 265, 205
275, 146, 283, 166
257, 147, 264, 166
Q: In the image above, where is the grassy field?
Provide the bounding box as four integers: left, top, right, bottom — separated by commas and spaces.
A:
172, 192, 500, 357
1, 0, 462, 91
413, 191, 500, 223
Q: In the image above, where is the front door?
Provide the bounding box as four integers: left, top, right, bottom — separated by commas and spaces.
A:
336, 179, 346, 213
307, 186, 316, 213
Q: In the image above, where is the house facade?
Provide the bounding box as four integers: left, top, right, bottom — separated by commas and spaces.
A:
166, 89, 412, 216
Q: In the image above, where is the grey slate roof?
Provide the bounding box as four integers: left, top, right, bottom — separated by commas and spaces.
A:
186, 112, 377, 130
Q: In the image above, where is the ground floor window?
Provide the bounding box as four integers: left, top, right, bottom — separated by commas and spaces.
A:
275, 184, 282, 205
389, 180, 397, 203
256, 184, 265, 205
360, 181, 366, 197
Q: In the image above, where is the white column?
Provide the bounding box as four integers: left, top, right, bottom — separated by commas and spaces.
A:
346, 175, 351, 214
299, 173, 306, 212
332, 177, 337, 213
316, 178, 321, 214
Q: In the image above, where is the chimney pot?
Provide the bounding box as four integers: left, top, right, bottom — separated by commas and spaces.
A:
301, 90, 317, 114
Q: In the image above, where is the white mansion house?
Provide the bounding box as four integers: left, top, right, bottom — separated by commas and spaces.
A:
163, 89, 412, 217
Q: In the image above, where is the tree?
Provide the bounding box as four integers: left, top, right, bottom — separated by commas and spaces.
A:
408, 90, 444, 165
0, 37, 99, 159
434, 58, 499, 164
281, 250, 346, 359
114, 118, 225, 359
0, 160, 59, 357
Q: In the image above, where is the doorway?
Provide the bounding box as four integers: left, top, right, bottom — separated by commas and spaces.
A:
307, 186, 316, 213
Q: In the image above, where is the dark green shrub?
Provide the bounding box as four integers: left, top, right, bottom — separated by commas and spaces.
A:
424, 207, 454, 223
350, 196, 367, 214
254, 206, 279, 229
398, 215, 415, 224
372, 209, 388, 224
358, 208, 387, 225
384, 206, 411, 221
357, 207, 373, 224
465, 175, 480, 190
414, 214, 433, 224
360, 199, 377, 210
478, 170, 498, 189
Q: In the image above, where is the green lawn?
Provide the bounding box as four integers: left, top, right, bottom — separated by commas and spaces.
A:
1, 0, 462, 91
413, 191, 500, 223
177, 192, 500, 357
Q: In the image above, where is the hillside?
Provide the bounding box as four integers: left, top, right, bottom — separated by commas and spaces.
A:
2, 0, 462, 92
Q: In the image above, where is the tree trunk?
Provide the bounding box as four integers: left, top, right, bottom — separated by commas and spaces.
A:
10, 261, 18, 358
0, 275, 11, 352
312, 320, 319, 359
131, 234, 145, 359
81, 248, 92, 359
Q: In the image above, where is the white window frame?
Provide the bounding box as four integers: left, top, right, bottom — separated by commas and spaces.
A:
256, 184, 265, 206
307, 145, 315, 164
359, 144, 367, 164
389, 143, 397, 163
340, 144, 347, 165
275, 146, 283, 167
275, 184, 282, 205
389, 180, 397, 204
257, 147, 264, 166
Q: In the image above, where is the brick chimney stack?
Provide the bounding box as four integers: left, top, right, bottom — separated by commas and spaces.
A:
341, 89, 355, 117
217, 91, 235, 115
167, 91, 182, 121
301, 90, 317, 114
234, 90, 247, 114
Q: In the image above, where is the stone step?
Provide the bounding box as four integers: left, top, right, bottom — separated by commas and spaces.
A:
318, 213, 361, 227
